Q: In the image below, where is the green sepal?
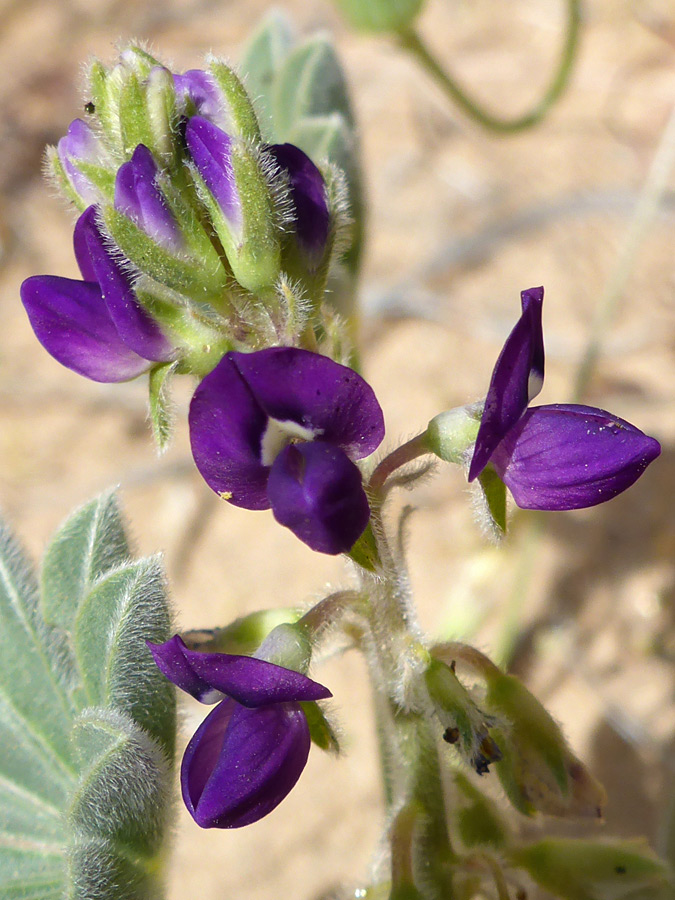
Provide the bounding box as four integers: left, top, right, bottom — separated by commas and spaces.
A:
453, 771, 509, 850
118, 72, 154, 157
425, 406, 480, 465
425, 658, 483, 756
300, 700, 340, 754
333, 0, 424, 33
477, 465, 507, 536
189, 148, 281, 294
45, 146, 89, 212
208, 60, 262, 142
509, 837, 673, 900
347, 520, 379, 571
102, 206, 228, 302
148, 361, 178, 453
88, 60, 118, 148
145, 65, 179, 165
181, 607, 303, 656
71, 159, 116, 202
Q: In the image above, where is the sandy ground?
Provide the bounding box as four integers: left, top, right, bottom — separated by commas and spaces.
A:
0, 1, 674, 897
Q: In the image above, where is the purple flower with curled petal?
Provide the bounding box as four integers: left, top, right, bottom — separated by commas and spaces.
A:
148, 635, 331, 828
20, 204, 174, 382
468, 287, 660, 509
189, 347, 385, 553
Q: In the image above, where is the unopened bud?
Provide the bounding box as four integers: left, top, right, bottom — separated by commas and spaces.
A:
485, 671, 606, 819
510, 837, 673, 900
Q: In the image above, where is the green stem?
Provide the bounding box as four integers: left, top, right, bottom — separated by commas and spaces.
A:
396, 1, 581, 134
573, 101, 675, 401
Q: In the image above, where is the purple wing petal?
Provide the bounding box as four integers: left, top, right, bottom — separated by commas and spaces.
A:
185, 116, 242, 229
77, 206, 174, 362
182, 700, 311, 828
491, 404, 661, 510
148, 634, 331, 706
267, 143, 329, 266
188, 353, 270, 509
469, 287, 545, 481
114, 145, 183, 251
268, 443, 370, 554
20, 274, 152, 382
232, 348, 385, 459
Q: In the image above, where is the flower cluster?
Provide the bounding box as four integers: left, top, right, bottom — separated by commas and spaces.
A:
20, 47, 339, 385
468, 287, 660, 510
148, 635, 330, 828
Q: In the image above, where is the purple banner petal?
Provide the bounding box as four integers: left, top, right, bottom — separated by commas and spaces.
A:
78, 206, 174, 362
149, 635, 331, 706
20, 274, 151, 382
232, 348, 385, 460
185, 116, 242, 229
268, 442, 370, 554
188, 354, 270, 508
182, 701, 310, 828
469, 287, 545, 481
268, 143, 329, 265
491, 404, 661, 510
114, 145, 183, 251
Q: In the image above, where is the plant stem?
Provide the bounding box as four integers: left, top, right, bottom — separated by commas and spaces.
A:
396, 1, 581, 134
369, 432, 430, 493
573, 101, 675, 400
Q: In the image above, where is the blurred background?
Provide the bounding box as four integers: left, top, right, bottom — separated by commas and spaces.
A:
0, 0, 673, 897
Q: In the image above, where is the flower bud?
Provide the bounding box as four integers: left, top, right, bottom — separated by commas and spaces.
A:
186, 115, 282, 293
114, 144, 183, 251
484, 670, 606, 819
333, 0, 424, 33
510, 837, 673, 900
50, 118, 111, 209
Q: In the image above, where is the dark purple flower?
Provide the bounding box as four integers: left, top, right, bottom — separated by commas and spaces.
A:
267, 143, 330, 269
189, 347, 385, 553
57, 118, 104, 205
148, 634, 331, 828
114, 144, 183, 251
468, 287, 660, 509
20, 205, 174, 382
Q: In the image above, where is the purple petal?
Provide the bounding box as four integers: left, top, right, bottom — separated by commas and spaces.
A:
20, 274, 152, 382
188, 353, 270, 509
232, 348, 385, 460
267, 143, 329, 266
57, 118, 102, 204
77, 206, 174, 362
268, 443, 370, 554
182, 700, 310, 828
114, 145, 183, 251
148, 635, 331, 706
173, 69, 224, 124
491, 404, 661, 510
469, 287, 545, 481
185, 116, 241, 229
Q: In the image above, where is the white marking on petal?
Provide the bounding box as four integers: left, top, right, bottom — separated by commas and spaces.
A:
260, 417, 319, 467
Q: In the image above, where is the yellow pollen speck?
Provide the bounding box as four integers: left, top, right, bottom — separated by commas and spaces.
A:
219, 491, 233, 500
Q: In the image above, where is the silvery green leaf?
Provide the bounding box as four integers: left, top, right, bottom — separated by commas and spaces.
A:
0, 494, 175, 900
240, 11, 294, 138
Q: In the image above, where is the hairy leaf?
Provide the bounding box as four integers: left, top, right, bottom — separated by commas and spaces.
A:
0, 494, 175, 900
